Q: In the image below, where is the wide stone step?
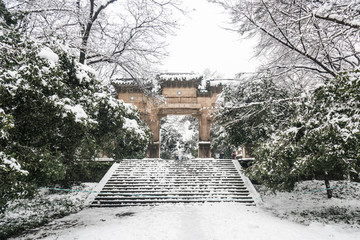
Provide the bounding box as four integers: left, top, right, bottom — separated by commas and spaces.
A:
108, 179, 243, 182
92, 203, 256, 208
116, 163, 236, 165
110, 175, 243, 178
116, 164, 237, 167
114, 170, 238, 172
103, 184, 246, 188
105, 182, 245, 185
101, 186, 249, 191
117, 164, 236, 167
106, 179, 245, 183
111, 175, 240, 178
91, 198, 255, 204
112, 173, 239, 176
98, 189, 250, 194
117, 163, 236, 166
94, 196, 253, 202
96, 192, 250, 196
117, 164, 236, 166
115, 168, 237, 171
111, 176, 241, 179
102, 187, 247, 192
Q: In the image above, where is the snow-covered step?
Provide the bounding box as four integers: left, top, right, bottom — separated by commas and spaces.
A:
108, 177, 244, 180
102, 185, 246, 189
91, 199, 255, 207
97, 192, 251, 196
101, 186, 249, 190
92, 198, 255, 204
106, 179, 245, 183
101, 187, 249, 191
90, 158, 255, 207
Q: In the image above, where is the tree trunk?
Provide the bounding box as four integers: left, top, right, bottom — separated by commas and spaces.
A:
324, 173, 333, 199
79, 21, 93, 64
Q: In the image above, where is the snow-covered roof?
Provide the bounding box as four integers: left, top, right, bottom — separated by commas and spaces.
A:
158, 73, 202, 81
111, 78, 137, 85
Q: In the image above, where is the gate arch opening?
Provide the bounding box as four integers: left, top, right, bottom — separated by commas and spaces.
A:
160, 115, 199, 160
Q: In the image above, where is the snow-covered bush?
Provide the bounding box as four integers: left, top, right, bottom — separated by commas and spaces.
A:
0, 3, 151, 211
217, 71, 359, 197
0, 107, 30, 212
210, 123, 233, 159
160, 116, 198, 159
247, 71, 360, 197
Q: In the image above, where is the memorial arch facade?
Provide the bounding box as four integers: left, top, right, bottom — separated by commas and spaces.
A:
112, 75, 222, 158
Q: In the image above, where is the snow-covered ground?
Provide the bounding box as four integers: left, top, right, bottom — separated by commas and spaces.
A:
6, 180, 360, 240
1, 183, 98, 239
255, 180, 360, 227
10, 203, 359, 240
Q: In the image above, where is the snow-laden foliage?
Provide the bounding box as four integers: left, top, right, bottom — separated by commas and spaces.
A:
0, 109, 30, 213
0, 4, 151, 212
160, 116, 198, 160
243, 71, 360, 197
0, 0, 32, 213
216, 71, 360, 197
210, 123, 233, 159
215, 77, 296, 149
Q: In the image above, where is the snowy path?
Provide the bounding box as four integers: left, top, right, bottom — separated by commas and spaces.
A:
13, 203, 359, 240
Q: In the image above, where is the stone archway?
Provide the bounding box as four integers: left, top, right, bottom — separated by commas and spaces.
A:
112, 74, 222, 158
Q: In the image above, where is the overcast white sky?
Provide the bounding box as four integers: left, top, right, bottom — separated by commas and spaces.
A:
161, 0, 259, 78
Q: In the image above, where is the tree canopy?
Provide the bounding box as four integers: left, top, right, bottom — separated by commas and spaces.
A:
5, 0, 182, 82
212, 0, 360, 89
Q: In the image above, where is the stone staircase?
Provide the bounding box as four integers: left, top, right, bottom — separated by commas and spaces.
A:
89, 158, 255, 207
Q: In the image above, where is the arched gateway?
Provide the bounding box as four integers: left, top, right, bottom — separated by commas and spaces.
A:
112, 74, 222, 158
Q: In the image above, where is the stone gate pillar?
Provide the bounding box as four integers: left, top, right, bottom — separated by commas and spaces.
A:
146, 117, 160, 158
198, 113, 211, 158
